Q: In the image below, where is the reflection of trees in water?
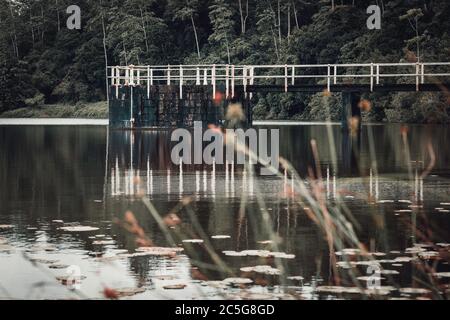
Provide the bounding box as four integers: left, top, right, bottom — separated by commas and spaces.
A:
0, 126, 107, 223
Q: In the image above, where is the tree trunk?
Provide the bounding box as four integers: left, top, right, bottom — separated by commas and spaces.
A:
56, 0, 60, 32
292, 1, 299, 30
101, 12, 109, 103
140, 7, 149, 53
190, 14, 201, 60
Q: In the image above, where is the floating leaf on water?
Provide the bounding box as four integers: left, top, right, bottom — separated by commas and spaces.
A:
60, 226, 99, 232
380, 269, 400, 275
377, 259, 397, 264
27, 227, 38, 231
353, 261, 381, 267
271, 252, 296, 259
0, 225, 13, 229
182, 239, 204, 244
222, 251, 247, 257
241, 250, 271, 257
394, 209, 413, 213
257, 240, 273, 245
29, 258, 59, 264
395, 256, 415, 262
93, 200, 103, 203
51, 220, 64, 224
154, 275, 177, 281
56, 275, 87, 286
440, 202, 450, 206
223, 277, 253, 285
398, 200, 412, 204
211, 235, 231, 240
399, 288, 431, 295
392, 264, 403, 267
287, 276, 304, 281
436, 243, 450, 248
432, 272, 450, 278
418, 251, 440, 259
163, 284, 187, 290
92, 240, 115, 245
133, 247, 183, 257
113, 287, 146, 297
315, 286, 361, 294
405, 247, 427, 254
378, 200, 395, 204
357, 276, 385, 281
335, 248, 360, 256
95, 234, 106, 238
240, 265, 281, 275
48, 264, 70, 269
390, 250, 401, 254
227, 292, 277, 300
336, 261, 354, 269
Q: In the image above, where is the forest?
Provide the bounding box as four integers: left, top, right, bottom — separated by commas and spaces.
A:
0, 0, 449, 122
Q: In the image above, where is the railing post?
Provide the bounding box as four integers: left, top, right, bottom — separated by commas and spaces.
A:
115, 67, 119, 99
250, 66, 255, 99
285, 64, 288, 92
150, 68, 153, 86
370, 63, 374, 92
334, 65, 337, 85
327, 64, 331, 92
179, 65, 183, 99
291, 66, 295, 85
125, 67, 130, 86
130, 66, 135, 86
225, 65, 230, 98
421, 63, 425, 84
376, 64, 380, 85
231, 65, 235, 98
147, 66, 150, 98
416, 63, 420, 91
167, 64, 171, 85
136, 69, 141, 86
243, 66, 247, 95
196, 67, 200, 85
203, 68, 208, 85
212, 64, 216, 98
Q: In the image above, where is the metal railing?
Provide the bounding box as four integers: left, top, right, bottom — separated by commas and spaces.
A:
107, 62, 450, 99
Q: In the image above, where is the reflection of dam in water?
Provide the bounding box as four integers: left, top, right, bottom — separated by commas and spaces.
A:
106, 130, 432, 202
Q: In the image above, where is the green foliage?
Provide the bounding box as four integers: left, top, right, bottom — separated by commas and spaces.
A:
0, 0, 449, 122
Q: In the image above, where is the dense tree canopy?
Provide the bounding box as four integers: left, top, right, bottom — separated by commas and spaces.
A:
0, 0, 449, 122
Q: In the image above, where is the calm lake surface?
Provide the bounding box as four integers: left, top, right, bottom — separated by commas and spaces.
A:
0, 123, 449, 300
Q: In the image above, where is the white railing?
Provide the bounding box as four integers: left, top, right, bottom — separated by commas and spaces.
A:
107, 62, 450, 99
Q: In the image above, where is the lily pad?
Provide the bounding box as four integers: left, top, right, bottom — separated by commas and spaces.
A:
182, 239, 204, 244
211, 235, 231, 239
399, 288, 431, 295
240, 265, 281, 275
48, 264, 70, 269
114, 287, 146, 297
223, 277, 253, 285
60, 226, 99, 232
163, 284, 187, 290
432, 272, 450, 278
0, 225, 13, 229
287, 276, 304, 281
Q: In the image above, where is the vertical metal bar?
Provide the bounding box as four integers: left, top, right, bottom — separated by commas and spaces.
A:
421, 63, 425, 84
203, 68, 208, 85
225, 65, 230, 98
179, 65, 183, 99
334, 65, 337, 85
291, 66, 295, 85
416, 63, 420, 91
231, 65, 235, 98
167, 65, 171, 85
147, 66, 150, 98
212, 64, 216, 98
370, 63, 374, 92
137, 69, 140, 86
327, 65, 331, 92
150, 68, 153, 86
125, 67, 129, 86
115, 67, 119, 99
196, 67, 200, 85
284, 64, 288, 92
376, 64, 380, 85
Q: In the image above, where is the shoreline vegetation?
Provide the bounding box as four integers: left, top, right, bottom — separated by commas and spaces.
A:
0, 101, 108, 119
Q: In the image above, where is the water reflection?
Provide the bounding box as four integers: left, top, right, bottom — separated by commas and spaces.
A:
0, 124, 450, 299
